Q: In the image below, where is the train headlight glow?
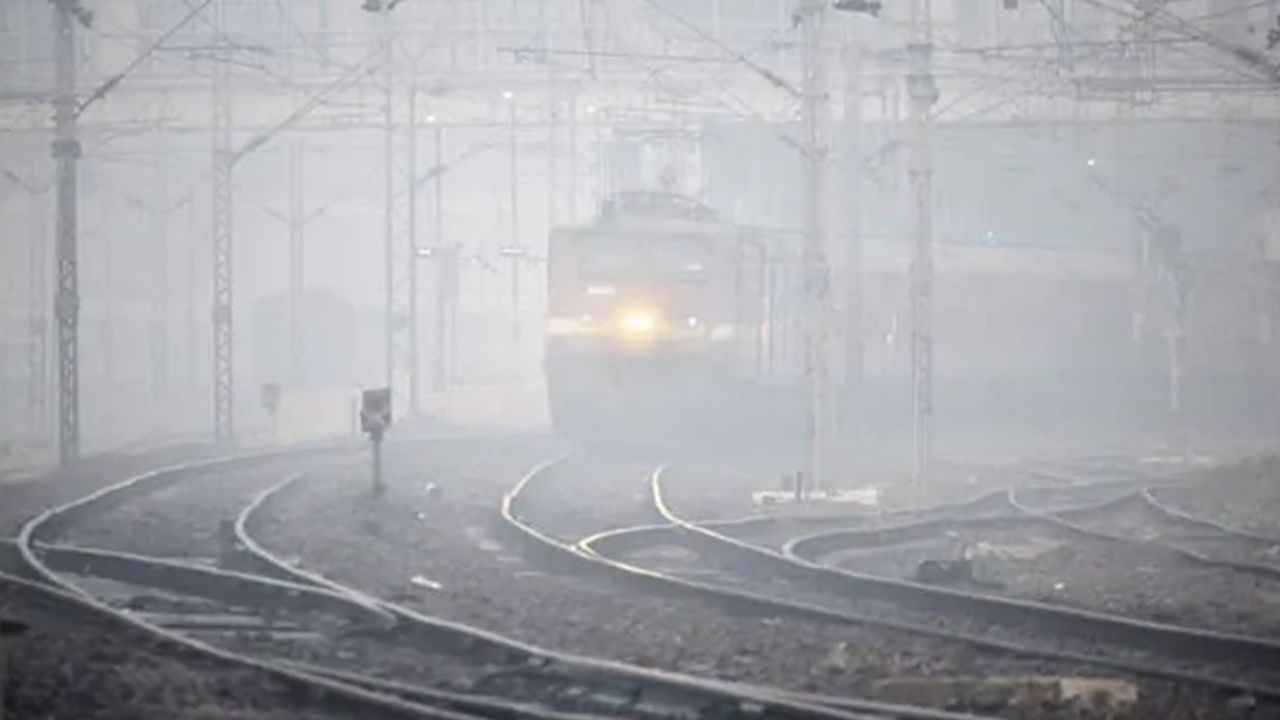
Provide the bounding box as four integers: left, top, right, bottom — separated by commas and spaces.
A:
619, 309, 658, 337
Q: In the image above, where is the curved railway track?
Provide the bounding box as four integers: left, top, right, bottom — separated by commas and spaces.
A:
498, 458, 1028, 720
10, 440, 1277, 718
235, 458, 916, 720
8, 445, 491, 720
500, 457, 1280, 711
4, 439, 930, 720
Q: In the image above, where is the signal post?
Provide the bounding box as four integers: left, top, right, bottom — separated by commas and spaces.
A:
360, 388, 393, 496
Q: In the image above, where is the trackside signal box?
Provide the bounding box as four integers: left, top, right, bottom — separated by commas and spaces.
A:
360, 388, 392, 436
360, 387, 392, 496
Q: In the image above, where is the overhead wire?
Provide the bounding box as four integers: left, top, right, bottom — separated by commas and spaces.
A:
1077, 0, 1280, 85
77, 0, 216, 118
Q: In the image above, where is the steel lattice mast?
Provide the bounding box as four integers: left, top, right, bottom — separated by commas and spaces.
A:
907, 0, 936, 488
841, 18, 865, 477
211, 0, 235, 442
288, 141, 304, 387
379, 7, 418, 418
51, 0, 81, 464
801, 0, 833, 494
150, 156, 170, 407
27, 166, 50, 444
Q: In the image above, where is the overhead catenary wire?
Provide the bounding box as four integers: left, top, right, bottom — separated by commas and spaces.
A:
76, 0, 216, 118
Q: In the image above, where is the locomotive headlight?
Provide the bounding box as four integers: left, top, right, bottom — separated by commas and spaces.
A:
619, 308, 658, 338
685, 315, 700, 328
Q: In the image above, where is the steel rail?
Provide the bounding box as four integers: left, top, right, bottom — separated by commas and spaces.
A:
779, 483, 1146, 560
1141, 485, 1280, 546
242, 463, 895, 720
632, 468, 1280, 696
9, 445, 494, 720
496, 458, 1020, 720
1008, 485, 1280, 582
752, 484, 1280, 670
625, 468, 1280, 700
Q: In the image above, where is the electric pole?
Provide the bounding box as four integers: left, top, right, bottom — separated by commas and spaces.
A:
907, 0, 936, 488
150, 156, 171, 407
547, 27, 559, 231
406, 82, 420, 417
430, 122, 448, 394
383, 17, 396, 395
801, 0, 833, 495
211, 0, 235, 443
288, 141, 304, 386
567, 92, 578, 222
374, 0, 417, 418
841, 19, 865, 478
506, 90, 521, 349
51, 0, 82, 464
26, 167, 49, 444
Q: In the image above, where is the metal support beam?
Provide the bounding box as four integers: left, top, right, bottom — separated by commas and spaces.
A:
406, 84, 420, 416
547, 28, 559, 231
288, 141, 304, 386
383, 24, 396, 394
150, 155, 170, 406
27, 171, 49, 443
381, 19, 417, 418
51, 0, 81, 464
841, 21, 865, 475
907, 0, 936, 488
508, 94, 521, 347
567, 92, 578, 222
211, 0, 234, 442
431, 124, 448, 394
801, 0, 833, 494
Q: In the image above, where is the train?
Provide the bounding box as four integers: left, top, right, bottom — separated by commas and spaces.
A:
543, 192, 805, 435
541, 191, 1192, 448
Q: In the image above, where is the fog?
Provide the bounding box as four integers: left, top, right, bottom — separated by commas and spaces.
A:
1, 0, 1277, 476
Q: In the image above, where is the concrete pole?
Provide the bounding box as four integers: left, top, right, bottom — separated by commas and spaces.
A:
51, 0, 81, 464
907, 0, 936, 489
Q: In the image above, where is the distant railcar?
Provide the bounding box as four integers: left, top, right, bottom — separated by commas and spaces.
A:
544, 192, 803, 435
544, 191, 1156, 442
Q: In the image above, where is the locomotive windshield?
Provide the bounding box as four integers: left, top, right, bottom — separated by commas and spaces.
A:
576, 236, 711, 284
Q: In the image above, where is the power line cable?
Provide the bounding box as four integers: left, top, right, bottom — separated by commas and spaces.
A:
77, 0, 216, 118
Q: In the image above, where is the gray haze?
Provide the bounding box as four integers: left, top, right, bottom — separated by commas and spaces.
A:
1, 0, 1277, 475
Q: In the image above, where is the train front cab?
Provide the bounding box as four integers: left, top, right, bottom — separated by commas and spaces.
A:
544, 222, 749, 435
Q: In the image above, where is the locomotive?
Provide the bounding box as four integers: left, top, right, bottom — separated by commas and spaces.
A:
544, 192, 804, 434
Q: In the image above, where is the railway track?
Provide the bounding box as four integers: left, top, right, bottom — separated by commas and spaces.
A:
237, 457, 965, 720
8, 445, 485, 720
786, 473, 1280, 636
7, 446, 551, 719
6, 440, 924, 720
500, 457, 1280, 714
1009, 482, 1280, 581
